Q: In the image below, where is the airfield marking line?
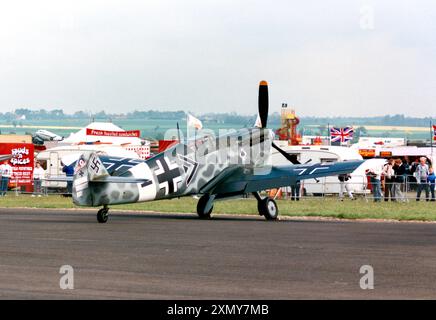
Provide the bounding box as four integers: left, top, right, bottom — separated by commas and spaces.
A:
1, 206, 436, 224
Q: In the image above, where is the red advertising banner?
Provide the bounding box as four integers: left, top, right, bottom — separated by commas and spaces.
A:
0, 143, 34, 186
158, 140, 178, 153
86, 128, 140, 138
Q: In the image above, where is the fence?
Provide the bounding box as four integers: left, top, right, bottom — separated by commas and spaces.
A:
268, 174, 436, 202
0, 175, 435, 202
0, 178, 71, 197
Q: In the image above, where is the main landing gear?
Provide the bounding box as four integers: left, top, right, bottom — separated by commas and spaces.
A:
97, 205, 109, 223
196, 193, 279, 221
253, 192, 279, 220
197, 194, 215, 219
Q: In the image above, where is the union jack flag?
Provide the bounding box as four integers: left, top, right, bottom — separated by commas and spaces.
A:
433, 125, 436, 141
330, 126, 354, 143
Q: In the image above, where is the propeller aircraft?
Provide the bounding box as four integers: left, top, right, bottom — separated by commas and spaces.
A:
56, 81, 363, 223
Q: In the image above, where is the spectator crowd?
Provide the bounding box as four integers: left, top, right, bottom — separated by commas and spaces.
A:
364, 156, 435, 202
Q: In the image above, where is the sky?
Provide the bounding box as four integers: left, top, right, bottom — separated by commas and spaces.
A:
0, 0, 435, 117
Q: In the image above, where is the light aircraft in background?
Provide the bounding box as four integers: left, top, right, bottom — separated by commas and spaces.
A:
33, 129, 63, 144
53, 81, 363, 223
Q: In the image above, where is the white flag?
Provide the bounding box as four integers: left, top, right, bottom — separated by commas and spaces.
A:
254, 114, 262, 128
187, 114, 203, 130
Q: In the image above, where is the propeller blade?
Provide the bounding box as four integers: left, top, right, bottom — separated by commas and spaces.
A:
258, 80, 269, 128
272, 142, 300, 165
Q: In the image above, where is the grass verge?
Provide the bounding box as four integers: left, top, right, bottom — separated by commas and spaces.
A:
1, 194, 436, 222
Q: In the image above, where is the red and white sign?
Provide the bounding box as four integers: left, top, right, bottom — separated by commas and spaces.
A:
0, 143, 34, 186
124, 145, 151, 160
86, 128, 140, 138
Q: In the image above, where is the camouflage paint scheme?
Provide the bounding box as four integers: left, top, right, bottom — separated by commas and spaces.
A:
73, 128, 273, 207
72, 126, 363, 208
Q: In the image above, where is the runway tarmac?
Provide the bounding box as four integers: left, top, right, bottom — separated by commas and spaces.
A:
1, 208, 436, 299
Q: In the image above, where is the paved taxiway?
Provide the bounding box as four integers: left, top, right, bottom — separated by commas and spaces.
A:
1, 208, 436, 299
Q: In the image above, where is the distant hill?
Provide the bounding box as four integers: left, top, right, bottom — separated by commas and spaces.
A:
1, 109, 434, 127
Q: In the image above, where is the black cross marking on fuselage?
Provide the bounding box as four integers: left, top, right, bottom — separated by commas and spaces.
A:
156, 159, 181, 194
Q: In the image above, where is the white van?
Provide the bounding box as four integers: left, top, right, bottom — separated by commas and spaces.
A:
36, 145, 141, 190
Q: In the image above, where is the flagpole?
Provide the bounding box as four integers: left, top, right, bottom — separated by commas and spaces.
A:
187, 114, 190, 142
177, 122, 181, 142
327, 123, 331, 146
194, 128, 197, 162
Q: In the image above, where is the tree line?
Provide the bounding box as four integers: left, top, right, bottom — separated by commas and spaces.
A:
0, 108, 434, 127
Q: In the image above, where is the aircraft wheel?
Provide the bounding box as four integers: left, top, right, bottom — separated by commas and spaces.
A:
97, 207, 109, 223
197, 194, 213, 219
258, 198, 279, 221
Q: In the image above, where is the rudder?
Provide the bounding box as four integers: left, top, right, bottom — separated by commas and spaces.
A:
72, 152, 108, 206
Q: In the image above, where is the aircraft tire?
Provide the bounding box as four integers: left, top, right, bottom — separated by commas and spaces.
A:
97, 207, 109, 223
258, 198, 279, 221
197, 195, 213, 219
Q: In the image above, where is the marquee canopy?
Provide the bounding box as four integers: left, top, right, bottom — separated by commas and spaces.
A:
62, 122, 146, 145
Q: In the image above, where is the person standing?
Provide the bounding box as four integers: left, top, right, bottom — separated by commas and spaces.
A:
0, 162, 3, 196
393, 158, 406, 202
62, 162, 74, 196
428, 167, 436, 202
0, 160, 13, 197
403, 158, 411, 193
290, 180, 301, 201
409, 158, 420, 192
338, 173, 354, 200
415, 157, 430, 201
382, 159, 395, 201
33, 161, 45, 197
366, 165, 382, 202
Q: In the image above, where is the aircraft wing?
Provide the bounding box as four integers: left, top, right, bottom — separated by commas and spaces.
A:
200, 160, 364, 196
0, 154, 12, 162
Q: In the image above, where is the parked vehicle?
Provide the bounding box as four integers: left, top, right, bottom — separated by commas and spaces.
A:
36, 145, 141, 191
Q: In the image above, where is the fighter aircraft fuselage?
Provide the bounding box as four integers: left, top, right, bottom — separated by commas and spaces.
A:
72, 127, 274, 207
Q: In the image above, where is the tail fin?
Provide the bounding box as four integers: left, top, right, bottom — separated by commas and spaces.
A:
72, 152, 150, 206
72, 152, 107, 206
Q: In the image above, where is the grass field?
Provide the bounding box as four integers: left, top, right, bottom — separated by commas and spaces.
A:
2, 119, 432, 140
0, 119, 254, 140
1, 194, 436, 222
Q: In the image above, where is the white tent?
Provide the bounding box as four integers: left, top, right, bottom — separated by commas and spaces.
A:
62, 122, 146, 145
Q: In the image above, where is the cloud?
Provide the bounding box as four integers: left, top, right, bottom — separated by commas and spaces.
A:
0, 0, 435, 117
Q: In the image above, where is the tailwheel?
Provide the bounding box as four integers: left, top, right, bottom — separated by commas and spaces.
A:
197, 194, 214, 219
257, 197, 279, 221
97, 206, 109, 223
